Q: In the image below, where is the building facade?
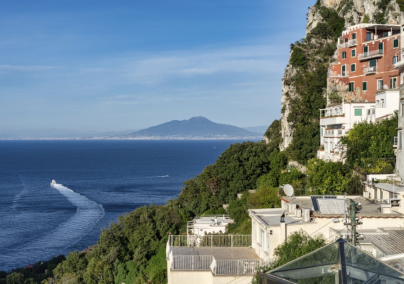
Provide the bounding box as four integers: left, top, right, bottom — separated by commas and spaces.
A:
319, 23, 401, 162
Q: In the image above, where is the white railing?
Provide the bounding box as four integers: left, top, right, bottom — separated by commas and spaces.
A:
348, 39, 357, 47
364, 66, 377, 74
171, 255, 213, 271
213, 259, 261, 275
328, 71, 349, 77
170, 255, 261, 275
358, 49, 383, 60
169, 234, 252, 247
338, 42, 348, 49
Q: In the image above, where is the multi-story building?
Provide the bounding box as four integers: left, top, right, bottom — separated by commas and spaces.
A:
319, 24, 401, 162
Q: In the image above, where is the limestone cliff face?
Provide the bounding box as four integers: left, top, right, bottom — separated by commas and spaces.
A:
279, 0, 403, 151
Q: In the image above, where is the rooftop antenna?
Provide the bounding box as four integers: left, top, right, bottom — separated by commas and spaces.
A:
284, 184, 294, 198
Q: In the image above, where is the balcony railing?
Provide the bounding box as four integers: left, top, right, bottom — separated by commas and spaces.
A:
358, 49, 383, 61
328, 71, 349, 78
169, 234, 252, 247
348, 39, 357, 47
364, 66, 377, 75
170, 254, 261, 275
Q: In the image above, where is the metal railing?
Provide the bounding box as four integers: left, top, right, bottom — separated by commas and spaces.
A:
328, 71, 349, 77
358, 49, 383, 60
171, 255, 213, 271
364, 66, 377, 75
169, 234, 252, 247
348, 39, 357, 47
212, 259, 261, 275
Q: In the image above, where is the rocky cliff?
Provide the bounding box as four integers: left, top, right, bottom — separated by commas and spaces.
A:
279, 0, 403, 155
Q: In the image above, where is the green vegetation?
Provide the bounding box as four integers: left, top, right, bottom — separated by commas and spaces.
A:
0, 256, 65, 284
374, 0, 392, 24
286, 6, 345, 165
253, 231, 326, 283
362, 14, 370, 23
397, 0, 404, 12
341, 113, 397, 173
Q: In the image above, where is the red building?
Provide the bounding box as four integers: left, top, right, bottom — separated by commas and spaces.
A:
328, 24, 401, 103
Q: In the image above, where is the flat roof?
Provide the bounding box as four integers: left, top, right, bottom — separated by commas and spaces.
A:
249, 208, 302, 227
373, 183, 404, 193
282, 196, 403, 217
172, 247, 260, 260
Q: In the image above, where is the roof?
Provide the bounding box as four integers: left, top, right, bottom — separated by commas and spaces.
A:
192, 216, 234, 226
372, 183, 404, 193
249, 208, 302, 227
282, 195, 403, 218
362, 230, 404, 255
261, 238, 404, 283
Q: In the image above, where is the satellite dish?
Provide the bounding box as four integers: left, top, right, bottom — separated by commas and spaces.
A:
284, 184, 294, 197
383, 85, 388, 90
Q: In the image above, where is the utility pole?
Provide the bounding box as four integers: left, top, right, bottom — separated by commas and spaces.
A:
344, 199, 362, 245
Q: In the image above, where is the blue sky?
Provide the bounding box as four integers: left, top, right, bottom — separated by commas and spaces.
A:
0, 0, 315, 137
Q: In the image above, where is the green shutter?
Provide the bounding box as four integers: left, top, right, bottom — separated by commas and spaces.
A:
355, 109, 362, 116
394, 39, 399, 48
351, 64, 355, 72
362, 82, 367, 91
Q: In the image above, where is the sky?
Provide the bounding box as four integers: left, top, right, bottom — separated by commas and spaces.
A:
0, 0, 315, 137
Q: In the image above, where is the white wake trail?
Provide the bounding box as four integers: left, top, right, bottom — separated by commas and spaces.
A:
0, 183, 104, 270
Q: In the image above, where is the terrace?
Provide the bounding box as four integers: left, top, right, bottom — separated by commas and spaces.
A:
358, 49, 383, 61
166, 234, 261, 276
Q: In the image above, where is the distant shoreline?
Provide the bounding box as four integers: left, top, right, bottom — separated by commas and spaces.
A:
0, 137, 263, 141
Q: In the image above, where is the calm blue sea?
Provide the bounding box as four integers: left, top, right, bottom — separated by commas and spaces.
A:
0, 140, 245, 271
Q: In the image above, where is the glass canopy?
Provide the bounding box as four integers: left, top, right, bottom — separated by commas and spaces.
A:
261, 238, 404, 284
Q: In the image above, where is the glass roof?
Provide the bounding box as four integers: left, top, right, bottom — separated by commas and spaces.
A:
267, 238, 404, 284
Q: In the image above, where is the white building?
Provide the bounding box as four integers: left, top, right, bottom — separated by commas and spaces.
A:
188, 215, 234, 236
249, 195, 404, 262
318, 94, 399, 162
318, 102, 374, 162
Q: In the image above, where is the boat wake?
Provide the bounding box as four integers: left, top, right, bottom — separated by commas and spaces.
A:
0, 182, 104, 271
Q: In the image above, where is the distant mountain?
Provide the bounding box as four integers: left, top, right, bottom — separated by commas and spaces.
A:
124, 117, 262, 139
243, 126, 268, 136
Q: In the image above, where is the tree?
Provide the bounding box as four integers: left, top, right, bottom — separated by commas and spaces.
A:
6, 272, 24, 284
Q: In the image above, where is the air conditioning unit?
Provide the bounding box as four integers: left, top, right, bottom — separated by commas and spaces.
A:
303, 209, 311, 222
296, 209, 302, 218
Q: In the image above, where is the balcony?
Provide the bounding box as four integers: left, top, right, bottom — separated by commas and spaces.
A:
348, 39, 357, 47
328, 71, 349, 78
358, 49, 383, 61
364, 66, 377, 75
393, 136, 398, 148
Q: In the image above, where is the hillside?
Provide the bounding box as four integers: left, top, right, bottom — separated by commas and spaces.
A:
125, 116, 262, 139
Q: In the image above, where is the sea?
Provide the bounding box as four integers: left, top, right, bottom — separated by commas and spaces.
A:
0, 140, 248, 271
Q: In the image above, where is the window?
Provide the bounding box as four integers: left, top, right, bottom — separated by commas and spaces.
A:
390, 78, 397, 89
349, 82, 355, 92
393, 56, 399, 64
351, 64, 356, 72
342, 65, 346, 76
330, 142, 333, 151
362, 82, 367, 91
342, 51, 347, 59
260, 229, 264, 245
355, 109, 362, 116
364, 46, 368, 54
381, 99, 385, 107
352, 33, 356, 40
369, 59, 377, 67
352, 49, 356, 57
366, 32, 372, 41
378, 42, 383, 52
399, 130, 403, 149
394, 39, 399, 48
377, 80, 384, 90
265, 234, 269, 253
